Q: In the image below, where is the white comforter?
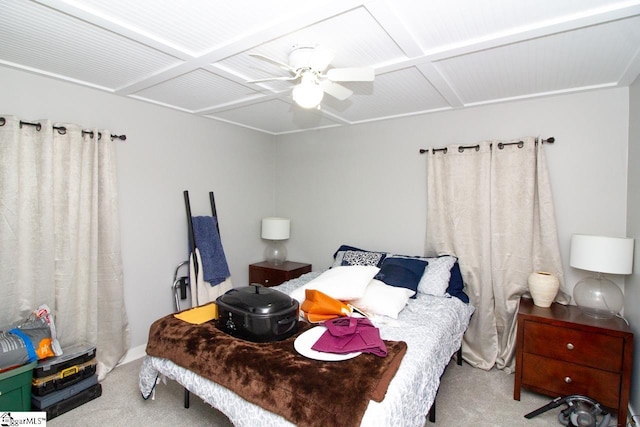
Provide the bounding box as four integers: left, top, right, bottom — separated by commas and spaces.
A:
139, 272, 474, 427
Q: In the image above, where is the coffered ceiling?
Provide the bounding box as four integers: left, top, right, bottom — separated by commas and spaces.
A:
1, 0, 639, 135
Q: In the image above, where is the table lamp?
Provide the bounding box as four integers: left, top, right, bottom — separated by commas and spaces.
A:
569, 234, 634, 319
261, 217, 290, 265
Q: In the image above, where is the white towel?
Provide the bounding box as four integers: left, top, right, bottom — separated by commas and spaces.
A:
190, 248, 233, 307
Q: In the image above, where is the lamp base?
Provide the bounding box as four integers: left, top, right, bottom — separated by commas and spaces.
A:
572, 273, 623, 319
265, 240, 287, 266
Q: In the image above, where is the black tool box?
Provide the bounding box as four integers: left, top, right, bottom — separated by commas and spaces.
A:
31, 374, 98, 410
41, 382, 102, 420
31, 344, 97, 396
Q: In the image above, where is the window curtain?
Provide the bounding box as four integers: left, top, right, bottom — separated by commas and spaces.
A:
0, 116, 129, 379
425, 136, 567, 372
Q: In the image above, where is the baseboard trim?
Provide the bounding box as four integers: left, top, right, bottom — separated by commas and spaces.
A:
118, 343, 147, 366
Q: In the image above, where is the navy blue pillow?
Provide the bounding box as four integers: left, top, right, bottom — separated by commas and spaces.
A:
447, 262, 469, 303
374, 257, 428, 298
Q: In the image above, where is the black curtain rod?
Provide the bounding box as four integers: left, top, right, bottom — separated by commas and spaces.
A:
419, 137, 554, 154
0, 117, 126, 141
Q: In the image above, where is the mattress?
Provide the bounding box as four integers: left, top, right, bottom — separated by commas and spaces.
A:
139, 272, 474, 427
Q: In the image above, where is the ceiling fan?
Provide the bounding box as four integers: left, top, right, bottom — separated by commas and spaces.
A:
247, 44, 375, 109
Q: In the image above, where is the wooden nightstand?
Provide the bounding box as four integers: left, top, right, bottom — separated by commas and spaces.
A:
249, 261, 312, 287
514, 297, 633, 424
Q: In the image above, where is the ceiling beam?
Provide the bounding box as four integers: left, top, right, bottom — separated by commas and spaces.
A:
618, 47, 640, 86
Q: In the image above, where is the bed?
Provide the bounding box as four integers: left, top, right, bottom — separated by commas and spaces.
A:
139, 250, 474, 427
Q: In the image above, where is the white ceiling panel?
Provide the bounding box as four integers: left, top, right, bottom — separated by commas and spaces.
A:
58, 0, 324, 56
1, 0, 639, 134
209, 99, 341, 134
391, 0, 632, 52
0, 0, 181, 89
133, 69, 260, 111
436, 15, 640, 104
323, 67, 450, 122
215, 6, 407, 85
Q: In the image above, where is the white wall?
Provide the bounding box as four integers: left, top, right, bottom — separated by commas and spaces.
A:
0, 67, 277, 349
626, 74, 640, 421
277, 88, 630, 301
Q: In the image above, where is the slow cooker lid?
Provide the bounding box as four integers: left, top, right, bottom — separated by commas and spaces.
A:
218, 285, 295, 314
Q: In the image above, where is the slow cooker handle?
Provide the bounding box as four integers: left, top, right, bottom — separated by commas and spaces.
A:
276, 317, 297, 335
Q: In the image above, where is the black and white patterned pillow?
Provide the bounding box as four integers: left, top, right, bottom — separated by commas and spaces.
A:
341, 250, 386, 267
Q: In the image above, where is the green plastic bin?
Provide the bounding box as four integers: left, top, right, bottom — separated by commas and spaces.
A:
0, 361, 37, 411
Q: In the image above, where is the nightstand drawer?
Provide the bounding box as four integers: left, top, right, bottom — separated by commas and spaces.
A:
249, 262, 312, 287
522, 353, 620, 409
523, 321, 623, 372
250, 268, 283, 287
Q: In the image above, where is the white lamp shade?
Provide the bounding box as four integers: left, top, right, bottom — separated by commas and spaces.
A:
261, 217, 290, 240
570, 234, 634, 274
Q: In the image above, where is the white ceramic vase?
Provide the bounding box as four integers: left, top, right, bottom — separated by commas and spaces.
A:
528, 271, 559, 308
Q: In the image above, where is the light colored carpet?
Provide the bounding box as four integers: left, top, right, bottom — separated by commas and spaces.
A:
435, 360, 616, 426
46, 356, 618, 426
47, 358, 233, 427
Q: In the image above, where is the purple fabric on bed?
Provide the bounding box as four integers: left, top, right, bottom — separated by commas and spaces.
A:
312, 317, 387, 357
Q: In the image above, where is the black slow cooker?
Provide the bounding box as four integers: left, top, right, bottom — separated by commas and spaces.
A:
215, 285, 299, 342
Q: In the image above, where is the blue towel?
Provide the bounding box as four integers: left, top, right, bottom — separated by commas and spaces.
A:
191, 216, 230, 286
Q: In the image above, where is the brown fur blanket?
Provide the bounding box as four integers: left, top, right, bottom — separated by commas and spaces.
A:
145, 312, 407, 427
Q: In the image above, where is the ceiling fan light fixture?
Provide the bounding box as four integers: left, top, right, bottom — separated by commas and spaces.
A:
292, 73, 324, 109
248, 45, 375, 107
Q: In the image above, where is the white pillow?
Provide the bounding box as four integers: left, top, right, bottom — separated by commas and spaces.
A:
289, 265, 379, 303
417, 255, 457, 296
331, 251, 345, 268
350, 279, 415, 319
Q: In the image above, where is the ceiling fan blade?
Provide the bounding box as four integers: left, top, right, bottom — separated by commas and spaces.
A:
326, 67, 375, 82
249, 53, 295, 72
308, 46, 335, 72
320, 80, 353, 101
246, 75, 299, 84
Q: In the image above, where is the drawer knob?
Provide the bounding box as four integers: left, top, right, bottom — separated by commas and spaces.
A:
564, 377, 572, 384
566, 343, 574, 350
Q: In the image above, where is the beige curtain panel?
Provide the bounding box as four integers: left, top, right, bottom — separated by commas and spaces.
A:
425, 137, 567, 372
0, 116, 129, 379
